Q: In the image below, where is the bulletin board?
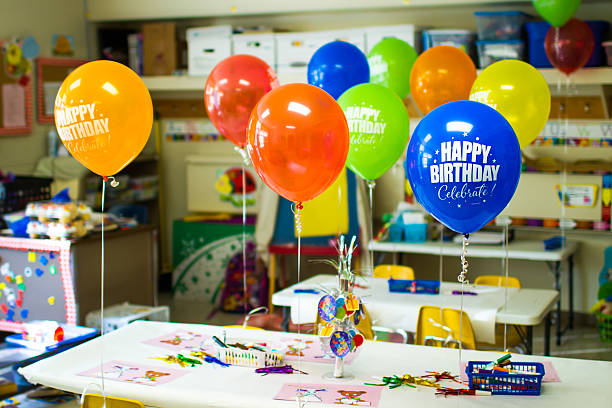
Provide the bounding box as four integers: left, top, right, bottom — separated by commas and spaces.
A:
0, 47, 33, 136
36, 57, 88, 123
0, 237, 76, 332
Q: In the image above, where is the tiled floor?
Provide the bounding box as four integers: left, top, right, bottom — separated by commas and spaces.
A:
159, 291, 612, 361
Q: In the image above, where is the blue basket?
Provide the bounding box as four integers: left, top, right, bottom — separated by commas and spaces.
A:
403, 223, 427, 243
388, 279, 440, 294
466, 361, 545, 395
526, 20, 610, 68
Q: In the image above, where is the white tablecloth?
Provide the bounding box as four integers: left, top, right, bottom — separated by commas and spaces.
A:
20, 321, 612, 408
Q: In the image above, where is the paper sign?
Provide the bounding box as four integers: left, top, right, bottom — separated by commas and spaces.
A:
78, 360, 187, 386
555, 184, 597, 208
2, 84, 26, 127
274, 383, 381, 407
142, 329, 211, 352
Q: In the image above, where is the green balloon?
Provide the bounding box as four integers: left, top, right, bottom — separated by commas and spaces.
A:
338, 83, 410, 181
367, 37, 418, 99
532, 0, 581, 27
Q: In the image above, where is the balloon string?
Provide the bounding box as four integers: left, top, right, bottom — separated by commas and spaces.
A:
293, 202, 304, 408
458, 233, 469, 369
503, 224, 509, 351
99, 177, 107, 406
438, 224, 444, 285
242, 165, 248, 316
367, 180, 376, 276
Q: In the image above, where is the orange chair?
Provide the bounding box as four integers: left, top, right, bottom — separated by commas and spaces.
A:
373, 264, 415, 280
415, 306, 476, 350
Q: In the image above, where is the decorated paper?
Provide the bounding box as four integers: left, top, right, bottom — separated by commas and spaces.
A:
142, 329, 211, 352
78, 360, 187, 386
274, 383, 381, 407
318, 295, 336, 322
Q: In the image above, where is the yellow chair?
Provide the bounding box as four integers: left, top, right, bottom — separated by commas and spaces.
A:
82, 394, 144, 408
474, 275, 521, 288
415, 306, 476, 350
373, 265, 415, 280
225, 306, 267, 330
474, 275, 526, 353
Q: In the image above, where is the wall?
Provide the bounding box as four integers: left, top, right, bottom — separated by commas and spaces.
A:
0, 0, 87, 174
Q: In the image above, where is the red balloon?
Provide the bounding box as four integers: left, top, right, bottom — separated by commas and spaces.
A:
545, 19, 594, 75
246, 83, 349, 203
205, 55, 279, 147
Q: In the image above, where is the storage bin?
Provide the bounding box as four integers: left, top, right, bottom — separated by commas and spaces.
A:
365, 24, 418, 53
595, 311, 612, 343
476, 39, 524, 68
403, 223, 427, 243
474, 11, 529, 40
388, 279, 440, 294
422, 29, 476, 59
603, 40, 612, 67
187, 25, 232, 76
388, 223, 403, 242
526, 21, 610, 68
466, 361, 545, 395
0, 176, 53, 214
232, 33, 276, 68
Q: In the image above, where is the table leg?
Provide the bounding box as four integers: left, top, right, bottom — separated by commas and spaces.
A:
526, 325, 533, 355
553, 260, 562, 346
568, 255, 574, 329
268, 253, 276, 313
281, 306, 290, 332
544, 312, 551, 357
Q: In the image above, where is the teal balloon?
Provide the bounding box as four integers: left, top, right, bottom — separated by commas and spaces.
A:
367, 37, 417, 99
338, 83, 410, 181
532, 0, 581, 27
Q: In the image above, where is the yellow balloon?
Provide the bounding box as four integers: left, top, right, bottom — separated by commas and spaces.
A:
469, 60, 550, 149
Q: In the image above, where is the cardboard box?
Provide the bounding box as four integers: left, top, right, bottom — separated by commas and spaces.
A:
232, 32, 276, 68
142, 22, 177, 75
365, 24, 418, 53
187, 25, 232, 75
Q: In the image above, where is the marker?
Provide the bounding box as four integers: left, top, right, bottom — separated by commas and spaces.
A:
212, 335, 228, 348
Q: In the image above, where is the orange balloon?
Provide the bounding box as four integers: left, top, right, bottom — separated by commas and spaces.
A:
54, 60, 153, 177
410, 46, 477, 114
246, 83, 349, 203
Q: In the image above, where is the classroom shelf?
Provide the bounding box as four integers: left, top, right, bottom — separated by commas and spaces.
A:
142, 68, 612, 93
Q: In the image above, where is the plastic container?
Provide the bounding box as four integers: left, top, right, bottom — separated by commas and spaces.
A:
422, 29, 476, 59
595, 311, 612, 343
526, 21, 610, 68
466, 361, 545, 395
388, 223, 403, 242
403, 223, 427, 243
604, 41, 612, 66
388, 279, 440, 294
476, 39, 524, 68
216, 346, 284, 367
474, 11, 529, 40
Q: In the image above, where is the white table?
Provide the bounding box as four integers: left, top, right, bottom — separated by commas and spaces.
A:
20, 321, 612, 408
272, 275, 558, 355
369, 239, 578, 346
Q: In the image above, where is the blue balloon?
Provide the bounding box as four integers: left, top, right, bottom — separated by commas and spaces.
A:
405, 101, 521, 234
308, 41, 369, 100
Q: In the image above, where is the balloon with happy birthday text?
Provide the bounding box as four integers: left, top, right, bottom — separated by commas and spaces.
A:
338, 83, 410, 181
367, 37, 418, 99
246, 83, 349, 203
308, 41, 370, 100
54, 60, 153, 177
205, 55, 279, 148
405, 101, 521, 234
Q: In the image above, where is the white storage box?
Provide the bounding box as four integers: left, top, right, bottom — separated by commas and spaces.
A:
85, 303, 169, 333
187, 25, 232, 76
365, 24, 418, 53
232, 33, 276, 68
186, 155, 264, 214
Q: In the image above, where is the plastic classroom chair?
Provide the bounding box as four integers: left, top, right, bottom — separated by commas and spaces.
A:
474, 275, 521, 288
82, 394, 145, 408
225, 306, 267, 330
415, 306, 476, 350
373, 264, 415, 280
474, 275, 526, 353
372, 326, 410, 344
